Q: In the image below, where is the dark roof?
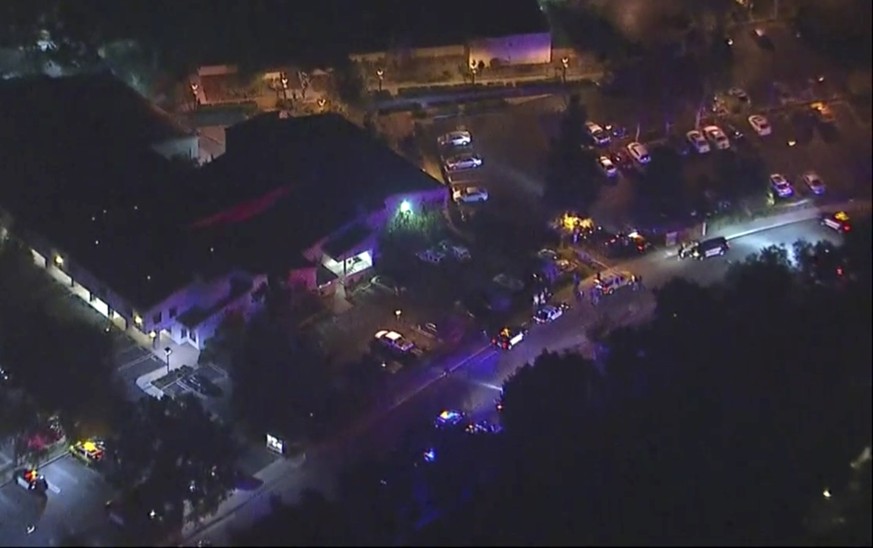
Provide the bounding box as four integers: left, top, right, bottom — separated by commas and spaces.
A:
0, 73, 193, 146
322, 223, 372, 258
341, 0, 550, 53
0, 92, 441, 310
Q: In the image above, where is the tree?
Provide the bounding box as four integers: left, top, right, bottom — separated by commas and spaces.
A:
544, 94, 600, 211
229, 316, 335, 441
0, 239, 121, 440
108, 395, 239, 525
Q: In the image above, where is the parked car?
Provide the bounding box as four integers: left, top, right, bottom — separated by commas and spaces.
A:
626, 141, 651, 165
437, 240, 471, 262
667, 134, 691, 156
801, 171, 826, 195
596, 155, 618, 177
748, 114, 772, 136
371, 275, 405, 294
686, 130, 711, 153
585, 122, 610, 146
769, 173, 794, 198
444, 153, 483, 171
492, 273, 524, 293
703, 125, 731, 150
437, 131, 472, 148
416, 249, 446, 264
374, 330, 414, 354
452, 185, 488, 204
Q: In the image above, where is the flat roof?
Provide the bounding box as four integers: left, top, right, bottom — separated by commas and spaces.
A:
0, 73, 193, 146
0, 92, 442, 310
339, 0, 550, 53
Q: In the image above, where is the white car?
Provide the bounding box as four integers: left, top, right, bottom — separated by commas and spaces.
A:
533, 304, 565, 324
437, 131, 472, 148
374, 330, 414, 353
444, 153, 483, 171
769, 173, 794, 198
801, 171, 826, 195
452, 186, 488, 204
416, 249, 445, 264
747, 114, 772, 136
686, 130, 710, 153
585, 122, 610, 146
596, 155, 618, 177
703, 125, 731, 150
626, 141, 651, 165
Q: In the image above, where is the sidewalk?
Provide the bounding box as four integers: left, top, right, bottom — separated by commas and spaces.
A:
375, 68, 603, 96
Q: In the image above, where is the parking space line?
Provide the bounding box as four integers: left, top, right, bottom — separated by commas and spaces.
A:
116, 353, 155, 372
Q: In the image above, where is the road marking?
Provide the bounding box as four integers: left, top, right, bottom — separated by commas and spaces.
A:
46, 481, 61, 494
116, 353, 154, 372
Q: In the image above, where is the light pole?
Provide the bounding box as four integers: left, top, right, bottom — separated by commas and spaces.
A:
164, 346, 172, 375
189, 82, 199, 108
469, 61, 478, 85
280, 73, 289, 101
394, 309, 402, 324
560, 57, 569, 83
376, 68, 384, 92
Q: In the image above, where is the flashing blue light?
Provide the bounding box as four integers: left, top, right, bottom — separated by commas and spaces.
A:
423, 448, 437, 463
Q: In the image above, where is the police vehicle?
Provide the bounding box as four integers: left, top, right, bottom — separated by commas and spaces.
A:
821, 211, 852, 233
678, 237, 729, 260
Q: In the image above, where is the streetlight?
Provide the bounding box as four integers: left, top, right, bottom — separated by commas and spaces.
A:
164, 346, 172, 374
317, 97, 327, 111
560, 57, 569, 83
376, 68, 384, 92
280, 72, 289, 101
394, 309, 402, 323
149, 330, 157, 348
469, 60, 478, 85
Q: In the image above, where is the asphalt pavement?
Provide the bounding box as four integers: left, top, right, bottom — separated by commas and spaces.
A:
185, 213, 854, 547
0, 455, 121, 547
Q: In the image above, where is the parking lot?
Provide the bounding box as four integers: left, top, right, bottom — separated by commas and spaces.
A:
0, 455, 121, 546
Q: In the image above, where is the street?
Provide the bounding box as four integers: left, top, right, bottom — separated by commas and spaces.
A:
185, 215, 849, 546
0, 455, 121, 547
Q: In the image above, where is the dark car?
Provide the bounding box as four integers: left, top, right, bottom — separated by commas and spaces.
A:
180, 373, 222, 397
724, 123, 745, 141
600, 232, 651, 258
610, 149, 634, 171
667, 134, 691, 156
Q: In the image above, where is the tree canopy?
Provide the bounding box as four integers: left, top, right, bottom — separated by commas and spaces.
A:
107, 394, 239, 528
232, 224, 871, 545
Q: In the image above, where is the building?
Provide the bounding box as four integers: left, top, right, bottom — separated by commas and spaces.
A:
0, 79, 445, 351
346, 0, 551, 68
0, 73, 199, 162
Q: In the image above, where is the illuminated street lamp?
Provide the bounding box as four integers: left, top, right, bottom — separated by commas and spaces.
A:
399, 199, 412, 214
469, 61, 478, 85
376, 68, 384, 92
164, 346, 172, 374
394, 309, 402, 323
280, 72, 289, 100
54, 255, 64, 267
560, 57, 569, 83
317, 97, 327, 111
149, 330, 157, 348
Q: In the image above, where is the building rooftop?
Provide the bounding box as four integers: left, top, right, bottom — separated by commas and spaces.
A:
340, 0, 550, 53
0, 73, 193, 147
0, 87, 442, 310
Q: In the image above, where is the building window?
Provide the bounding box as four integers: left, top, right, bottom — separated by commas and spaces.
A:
153, 311, 162, 324
180, 328, 188, 340
169, 307, 178, 318
190, 331, 197, 343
